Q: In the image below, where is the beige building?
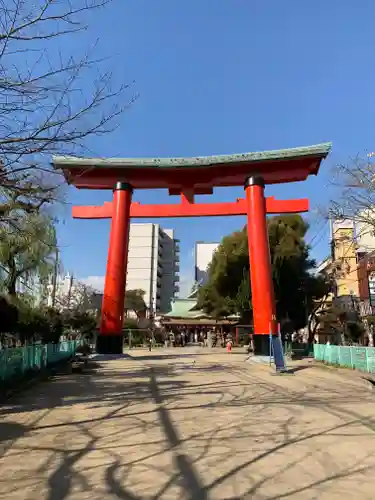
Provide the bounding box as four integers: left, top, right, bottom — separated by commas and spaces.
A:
331, 219, 360, 297
325, 217, 375, 299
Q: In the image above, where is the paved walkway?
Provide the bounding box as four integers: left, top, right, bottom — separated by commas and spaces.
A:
0, 350, 375, 499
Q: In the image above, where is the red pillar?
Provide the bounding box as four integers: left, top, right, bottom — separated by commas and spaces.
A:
245, 176, 277, 336
100, 182, 132, 343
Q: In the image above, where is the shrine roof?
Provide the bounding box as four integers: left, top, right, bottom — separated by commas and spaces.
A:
53, 142, 331, 170
163, 299, 204, 319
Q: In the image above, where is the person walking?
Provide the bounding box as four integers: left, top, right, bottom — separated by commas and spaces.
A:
226, 337, 233, 353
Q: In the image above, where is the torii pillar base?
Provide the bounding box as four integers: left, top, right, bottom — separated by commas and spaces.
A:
252, 336, 271, 356
96, 335, 123, 355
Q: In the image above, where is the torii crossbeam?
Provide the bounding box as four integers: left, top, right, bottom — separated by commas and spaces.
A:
72, 196, 309, 219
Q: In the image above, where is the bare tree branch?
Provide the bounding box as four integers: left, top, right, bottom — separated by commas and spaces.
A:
328, 156, 375, 246
0, 0, 135, 184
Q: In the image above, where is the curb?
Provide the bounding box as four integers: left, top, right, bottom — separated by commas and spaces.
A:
0, 372, 49, 404
310, 361, 375, 388
245, 358, 375, 390
0, 360, 71, 404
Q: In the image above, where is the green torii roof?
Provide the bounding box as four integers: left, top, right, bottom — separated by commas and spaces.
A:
53, 142, 332, 170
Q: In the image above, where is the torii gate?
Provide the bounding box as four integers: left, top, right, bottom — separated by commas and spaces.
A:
53, 142, 331, 354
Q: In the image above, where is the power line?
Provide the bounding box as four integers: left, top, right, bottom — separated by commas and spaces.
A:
309, 220, 329, 250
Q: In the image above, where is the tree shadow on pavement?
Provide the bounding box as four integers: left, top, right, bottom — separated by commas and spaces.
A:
104, 366, 209, 500
0, 362, 181, 416
0, 421, 28, 444
127, 353, 205, 361
100, 365, 375, 500
1, 357, 375, 499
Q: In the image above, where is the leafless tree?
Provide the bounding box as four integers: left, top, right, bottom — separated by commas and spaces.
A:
0, 170, 58, 229
54, 279, 97, 313
329, 156, 375, 232
0, 0, 134, 183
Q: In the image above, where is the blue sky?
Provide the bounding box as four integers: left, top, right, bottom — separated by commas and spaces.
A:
57, 1, 375, 295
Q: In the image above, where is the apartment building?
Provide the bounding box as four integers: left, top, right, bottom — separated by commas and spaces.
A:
126, 223, 180, 315
195, 242, 219, 285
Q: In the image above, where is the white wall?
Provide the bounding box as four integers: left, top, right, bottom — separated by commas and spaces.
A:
126, 224, 157, 312
356, 221, 375, 253
333, 215, 375, 254
195, 242, 219, 285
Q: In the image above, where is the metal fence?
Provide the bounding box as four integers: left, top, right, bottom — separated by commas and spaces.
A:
0, 341, 81, 382
284, 342, 314, 356
313, 344, 375, 373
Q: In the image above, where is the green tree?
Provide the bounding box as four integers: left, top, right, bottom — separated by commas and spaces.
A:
198, 230, 249, 319
62, 310, 97, 335
125, 289, 147, 318
0, 214, 57, 297
197, 215, 329, 329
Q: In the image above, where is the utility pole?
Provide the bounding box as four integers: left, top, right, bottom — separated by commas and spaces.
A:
329, 212, 335, 261
67, 272, 74, 310
51, 247, 59, 308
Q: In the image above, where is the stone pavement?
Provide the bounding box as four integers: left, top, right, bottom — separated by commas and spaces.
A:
0, 349, 375, 499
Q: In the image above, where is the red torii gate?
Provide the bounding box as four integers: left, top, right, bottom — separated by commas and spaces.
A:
53, 142, 331, 354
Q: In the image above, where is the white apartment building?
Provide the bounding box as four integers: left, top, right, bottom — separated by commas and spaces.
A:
195, 241, 219, 285
127, 223, 180, 314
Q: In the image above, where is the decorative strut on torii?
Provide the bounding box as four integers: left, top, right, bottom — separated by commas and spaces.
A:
53, 142, 331, 355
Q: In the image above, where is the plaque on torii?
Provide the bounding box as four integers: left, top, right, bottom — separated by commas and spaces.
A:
53, 142, 331, 354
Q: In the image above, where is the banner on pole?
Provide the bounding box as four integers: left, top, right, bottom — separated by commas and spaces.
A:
271, 332, 287, 372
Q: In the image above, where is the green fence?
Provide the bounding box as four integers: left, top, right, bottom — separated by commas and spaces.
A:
0, 341, 81, 382
313, 344, 375, 373
285, 342, 314, 357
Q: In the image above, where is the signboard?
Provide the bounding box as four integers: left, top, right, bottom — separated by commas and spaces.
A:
368, 271, 375, 307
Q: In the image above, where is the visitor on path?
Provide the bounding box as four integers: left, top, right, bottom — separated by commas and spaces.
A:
148, 337, 152, 352
226, 339, 232, 353
245, 340, 254, 360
